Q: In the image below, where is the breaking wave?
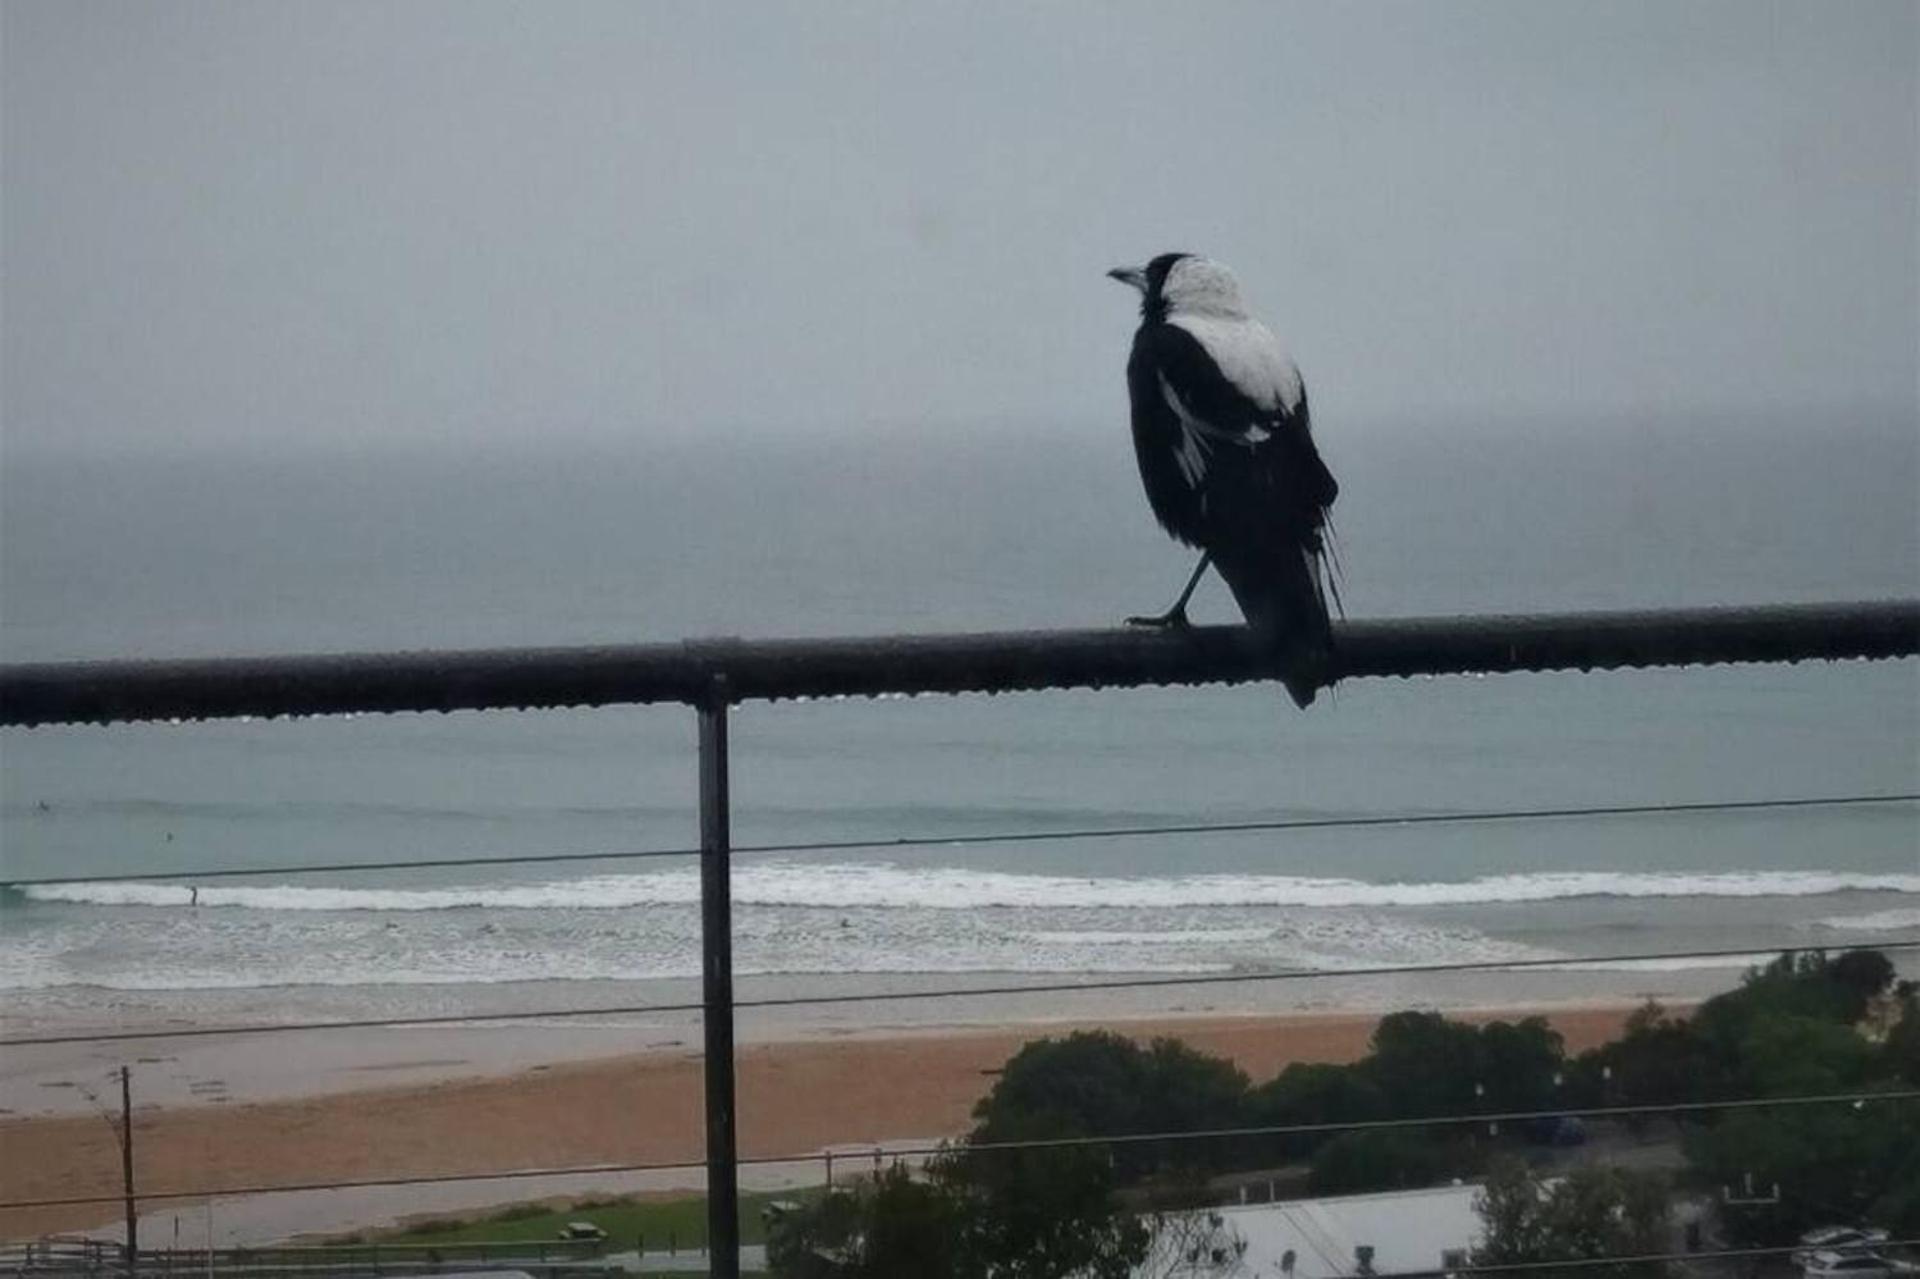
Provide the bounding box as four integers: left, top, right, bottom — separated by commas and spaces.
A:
1814, 907, 1920, 933
21, 865, 1920, 913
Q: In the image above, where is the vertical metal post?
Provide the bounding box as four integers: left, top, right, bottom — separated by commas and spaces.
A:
698, 681, 740, 1279
121, 1065, 138, 1276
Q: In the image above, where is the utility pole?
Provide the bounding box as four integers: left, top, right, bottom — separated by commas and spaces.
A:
118, 1066, 138, 1275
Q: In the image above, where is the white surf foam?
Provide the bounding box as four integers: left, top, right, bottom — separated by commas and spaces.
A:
1559, 953, 1779, 973
24, 864, 1920, 913
1814, 907, 1920, 933
1022, 929, 1276, 946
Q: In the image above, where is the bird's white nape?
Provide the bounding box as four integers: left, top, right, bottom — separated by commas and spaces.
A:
1159, 257, 1251, 320
1170, 314, 1305, 415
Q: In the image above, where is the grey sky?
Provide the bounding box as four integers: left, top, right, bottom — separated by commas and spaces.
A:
3, 1, 1914, 456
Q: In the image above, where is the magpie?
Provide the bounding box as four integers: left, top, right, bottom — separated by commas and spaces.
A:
1109, 253, 1339, 707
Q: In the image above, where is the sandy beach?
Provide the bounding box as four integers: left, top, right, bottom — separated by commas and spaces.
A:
0, 1003, 1649, 1244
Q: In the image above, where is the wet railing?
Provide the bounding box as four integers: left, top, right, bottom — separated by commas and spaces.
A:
4, 600, 1918, 1279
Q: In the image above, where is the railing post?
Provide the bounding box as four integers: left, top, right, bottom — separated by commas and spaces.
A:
120, 1065, 138, 1278
698, 679, 740, 1279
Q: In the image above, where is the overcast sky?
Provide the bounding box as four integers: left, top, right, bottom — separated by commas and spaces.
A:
3, 1, 1915, 457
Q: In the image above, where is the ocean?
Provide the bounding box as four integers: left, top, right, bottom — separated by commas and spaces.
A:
2, 412, 1917, 1021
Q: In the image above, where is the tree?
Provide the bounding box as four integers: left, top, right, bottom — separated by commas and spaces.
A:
862, 1165, 968, 1276
1135, 1210, 1250, 1278
1478, 1017, 1566, 1112
1669, 950, 1920, 1246
766, 1167, 969, 1278
1244, 1061, 1387, 1161
942, 1126, 1152, 1279
767, 1185, 867, 1279
1569, 1001, 1727, 1112
1361, 1011, 1569, 1120
1734, 1014, 1876, 1097
973, 1032, 1152, 1145
1365, 1011, 1486, 1119
971, 1031, 1247, 1182
1828, 950, 1897, 1018
1683, 1097, 1920, 1245
1472, 1159, 1669, 1279
1140, 1037, 1251, 1152
1307, 1128, 1450, 1196
765, 1153, 1150, 1279
1692, 950, 1893, 1062
1868, 1139, 1920, 1239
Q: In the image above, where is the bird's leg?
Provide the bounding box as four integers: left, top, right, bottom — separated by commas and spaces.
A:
1127, 553, 1211, 628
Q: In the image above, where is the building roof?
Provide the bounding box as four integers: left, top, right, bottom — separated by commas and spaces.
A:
1173, 1184, 1484, 1279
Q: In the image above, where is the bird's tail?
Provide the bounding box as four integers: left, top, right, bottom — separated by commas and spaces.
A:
1215, 541, 1334, 708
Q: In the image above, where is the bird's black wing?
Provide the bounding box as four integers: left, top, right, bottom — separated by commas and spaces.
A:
1126, 324, 1207, 546
1134, 322, 1336, 547
1135, 323, 1340, 705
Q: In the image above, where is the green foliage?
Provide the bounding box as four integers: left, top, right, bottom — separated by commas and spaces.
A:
1683, 1097, 1920, 1245
1365, 1011, 1486, 1118
1568, 951, 1900, 1118
1472, 1159, 1668, 1279
1828, 950, 1897, 1012
1245, 1061, 1387, 1160
973, 1032, 1153, 1137
942, 1141, 1150, 1279
770, 949, 1916, 1278
971, 1031, 1247, 1181
1477, 1017, 1566, 1112
1306, 1128, 1452, 1196
1691, 949, 1893, 1062
1359, 1012, 1565, 1119
1570, 1000, 1728, 1111
767, 1167, 968, 1279
864, 1168, 968, 1276
1869, 1140, 1920, 1239
766, 1156, 1150, 1279
1735, 1014, 1877, 1096
770, 1029, 1241, 1277
1570, 949, 1916, 1244
1139, 1038, 1252, 1154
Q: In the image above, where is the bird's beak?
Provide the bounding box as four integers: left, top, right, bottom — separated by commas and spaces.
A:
1106, 265, 1147, 293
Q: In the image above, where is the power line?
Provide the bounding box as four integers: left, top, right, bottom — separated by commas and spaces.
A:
6, 1087, 1915, 1213
0, 1156, 714, 1213
7, 791, 1914, 889
6, 937, 1918, 1049
935, 1087, 1920, 1159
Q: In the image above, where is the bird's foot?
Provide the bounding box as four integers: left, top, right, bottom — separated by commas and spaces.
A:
1125, 607, 1192, 630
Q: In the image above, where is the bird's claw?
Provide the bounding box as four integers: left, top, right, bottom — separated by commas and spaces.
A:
1125, 609, 1192, 630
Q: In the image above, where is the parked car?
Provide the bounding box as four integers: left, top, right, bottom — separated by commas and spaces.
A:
1524, 1115, 1588, 1146
1800, 1249, 1914, 1279
557, 1222, 607, 1243
1795, 1228, 1893, 1267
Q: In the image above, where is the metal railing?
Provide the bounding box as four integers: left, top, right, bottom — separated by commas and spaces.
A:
3, 601, 1914, 725
4, 600, 1918, 1279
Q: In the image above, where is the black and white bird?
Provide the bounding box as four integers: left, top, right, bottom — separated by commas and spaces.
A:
1109, 253, 1339, 707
